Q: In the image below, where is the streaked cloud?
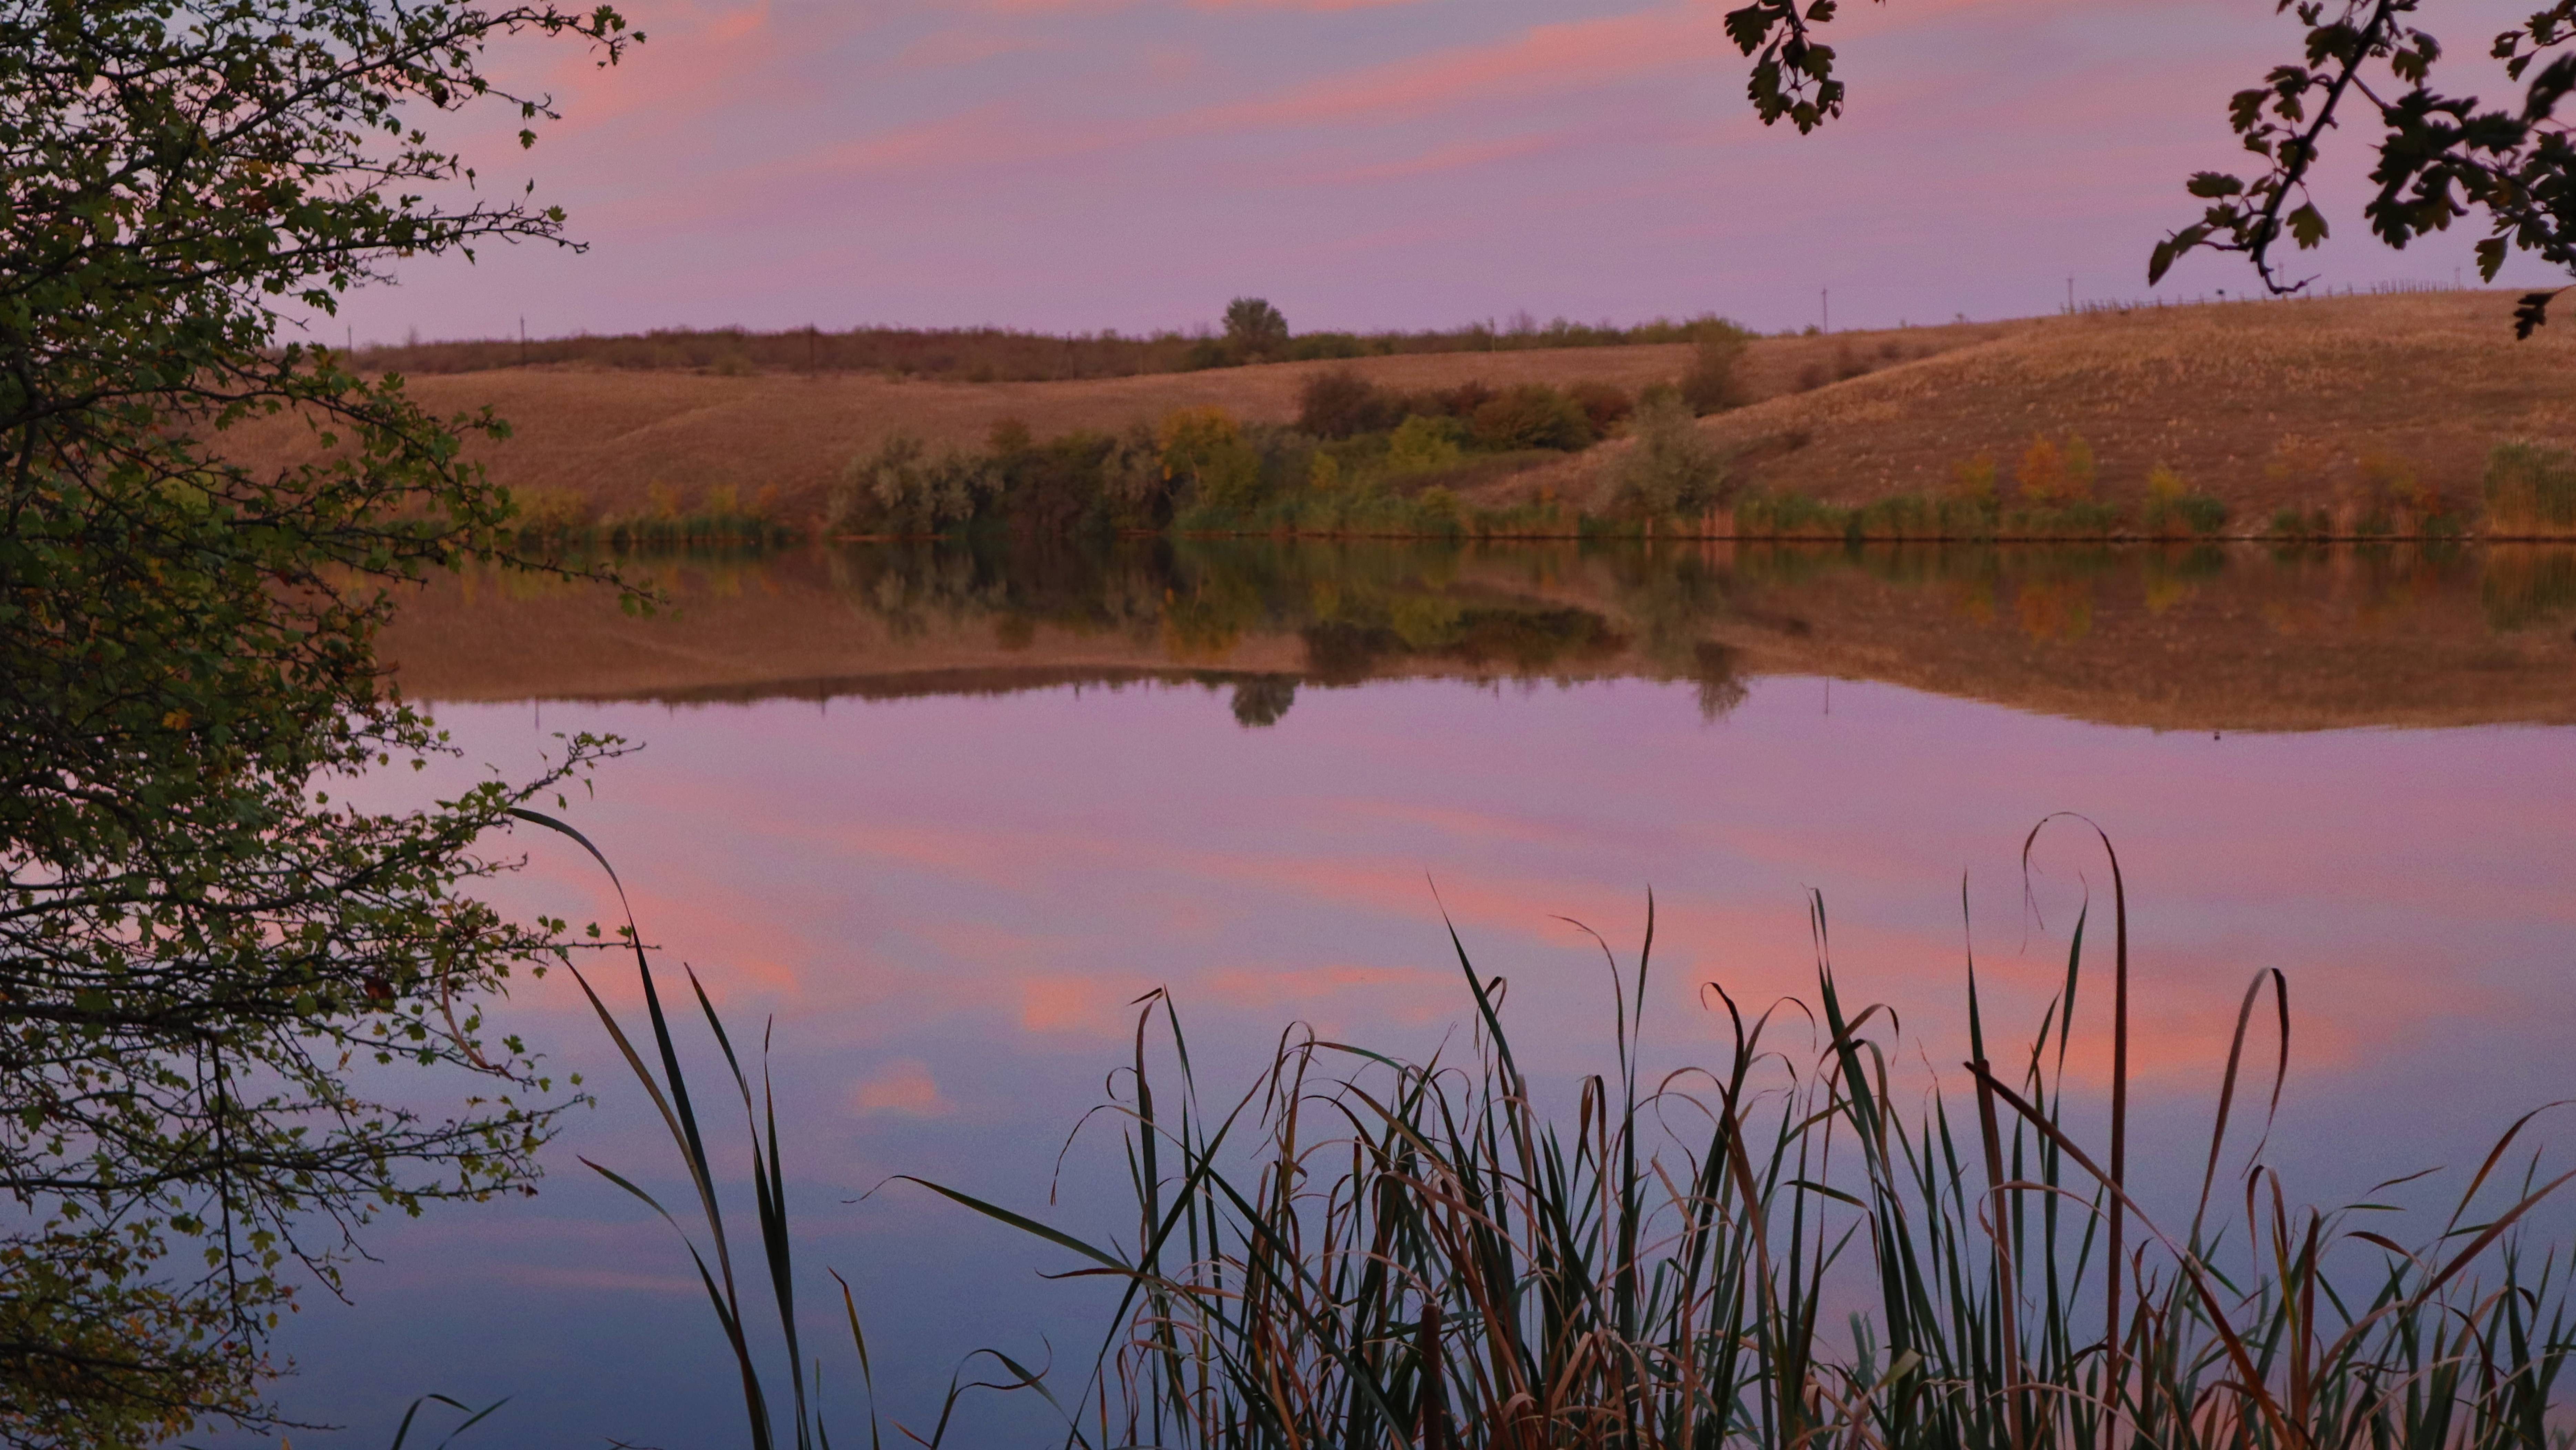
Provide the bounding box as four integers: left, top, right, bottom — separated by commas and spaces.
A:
346, 0, 2562, 410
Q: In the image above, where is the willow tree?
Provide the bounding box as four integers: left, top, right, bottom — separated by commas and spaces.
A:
1724, 0, 2576, 332
0, 3, 634, 1444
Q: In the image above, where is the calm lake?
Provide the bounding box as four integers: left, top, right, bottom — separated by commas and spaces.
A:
264, 540, 2575, 1448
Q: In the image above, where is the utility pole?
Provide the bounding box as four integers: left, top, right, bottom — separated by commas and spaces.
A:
2066, 276, 2075, 313
1820, 287, 1828, 332
519, 315, 527, 367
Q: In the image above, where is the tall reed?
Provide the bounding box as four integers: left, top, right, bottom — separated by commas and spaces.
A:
510, 808, 840, 1450
915, 823, 2575, 1450
526, 808, 2575, 1450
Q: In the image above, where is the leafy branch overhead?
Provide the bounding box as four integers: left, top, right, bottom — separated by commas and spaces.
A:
1725, 0, 2576, 334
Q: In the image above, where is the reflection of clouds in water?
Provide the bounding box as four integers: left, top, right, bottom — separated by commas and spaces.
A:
851, 1059, 953, 1117
284, 664, 2576, 1450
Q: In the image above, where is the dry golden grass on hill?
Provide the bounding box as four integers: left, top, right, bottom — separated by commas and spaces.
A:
224, 292, 2565, 529
220, 321, 2012, 521
1489, 291, 2576, 519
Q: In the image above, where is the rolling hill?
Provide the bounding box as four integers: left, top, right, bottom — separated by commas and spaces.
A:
226, 291, 2570, 529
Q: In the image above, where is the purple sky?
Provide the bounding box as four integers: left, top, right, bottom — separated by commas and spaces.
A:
333, 0, 2572, 343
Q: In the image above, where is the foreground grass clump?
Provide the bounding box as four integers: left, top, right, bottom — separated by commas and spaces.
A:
916, 831, 2574, 1450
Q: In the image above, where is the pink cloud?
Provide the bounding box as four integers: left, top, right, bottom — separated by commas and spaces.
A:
1203, 5, 1732, 131
851, 1058, 956, 1116
1196, 961, 1447, 1013
1020, 974, 1153, 1034
1315, 132, 1570, 185
510, 1264, 704, 1295
890, 28, 1052, 70
1189, 0, 1439, 9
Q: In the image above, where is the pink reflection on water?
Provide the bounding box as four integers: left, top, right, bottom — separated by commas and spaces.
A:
283, 670, 2576, 1448
445, 680, 2576, 1081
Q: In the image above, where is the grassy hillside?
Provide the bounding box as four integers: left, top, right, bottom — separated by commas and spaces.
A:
1492, 290, 2576, 524
228, 292, 2569, 534
222, 322, 2011, 523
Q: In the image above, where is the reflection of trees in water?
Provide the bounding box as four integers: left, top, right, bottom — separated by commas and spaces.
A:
1602, 543, 1733, 671
1230, 675, 1298, 727
1692, 641, 1747, 721
828, 534, 1638, 684
2014, 578, 2095, 641
825, 536, 1172, 643
810, 535, 2570, 699
1300, 608, 1628, 685
1723, 539, 2517, 642
2484, 545, 2576, 632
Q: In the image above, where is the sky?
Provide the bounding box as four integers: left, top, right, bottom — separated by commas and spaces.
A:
331, 0, 2575, 344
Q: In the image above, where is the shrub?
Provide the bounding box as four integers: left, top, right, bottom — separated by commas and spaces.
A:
2142, 464, 2228, 537
1565, 379, 1634, 436
1385, 415, 1465, 475
835, 432, 1001, 534
1402, 379, 1497, 420
2018, 436, 2066, 501
1470, 384, 1592, 452
2175, 495, 2227, 535
2482, 442, 2576, 535
1610, 391, 1727, 519
1285, 332, 1366, 362
1731, 488, 1849, 538
1099, 422, 1174, 528
1676, 326, 1750, 414
2357, 452, 2455, 534
1414, 485, 1465, 534
509, 486, 597, 538
1947, 453, 1999, 507
1159, 406, 1265, 515
1297, 367, 1397, 438
2268, 505, 2333, 540
2003, 499, 2125, 538
2015, 433, 2094, 504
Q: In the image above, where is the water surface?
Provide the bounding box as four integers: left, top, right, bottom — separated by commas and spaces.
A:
261, 541, 2576, 1447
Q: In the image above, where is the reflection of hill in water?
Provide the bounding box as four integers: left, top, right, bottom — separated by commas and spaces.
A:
383, 540, 2576, 731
